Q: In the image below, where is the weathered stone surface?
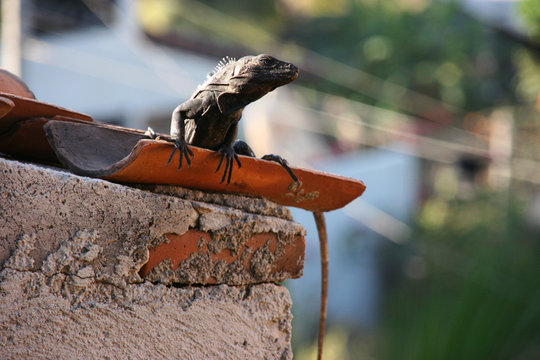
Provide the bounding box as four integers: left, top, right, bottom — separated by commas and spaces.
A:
141, 230, 305, 285
0, 156, 300, 359
0, 158, 198, 288
0, 267, 293, 360
136, 183, 294, 220
139, 199, 306, 286
0, 157, 306, 286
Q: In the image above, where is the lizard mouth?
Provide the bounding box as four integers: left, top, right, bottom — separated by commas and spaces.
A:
287, 65, 299, 83
276, 64, 299, 85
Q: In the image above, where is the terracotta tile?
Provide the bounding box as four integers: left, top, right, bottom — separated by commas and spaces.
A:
0, 92, 92, 134
42, 120, 365, 211
0, 69, 35, 99
105, 139, 366, 212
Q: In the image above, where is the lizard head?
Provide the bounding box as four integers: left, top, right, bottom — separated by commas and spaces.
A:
214, 54, 299, 115
229, 54, 299, 93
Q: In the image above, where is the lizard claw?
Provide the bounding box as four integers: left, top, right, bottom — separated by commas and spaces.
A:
215, 146, 242, 184
167, 137, 194, 171
261, 154, 299, 183
145, 126, 157, 139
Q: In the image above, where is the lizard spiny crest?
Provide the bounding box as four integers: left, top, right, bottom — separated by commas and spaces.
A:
194, 56, 238, 96
208, 56, 237, 78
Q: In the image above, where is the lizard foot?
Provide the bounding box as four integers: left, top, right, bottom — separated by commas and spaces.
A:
261, 154, 299, 183
167, 137, 194, 171
215, 146, 242, 184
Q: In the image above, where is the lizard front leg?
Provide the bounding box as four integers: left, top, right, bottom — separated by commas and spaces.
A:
261, 154, 299, 183
233, 140, 299, 184
215, 123, 242, 184
167, 103, 196, 170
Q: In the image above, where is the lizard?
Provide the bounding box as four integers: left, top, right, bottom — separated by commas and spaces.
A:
167, 54, 299, 184
166, 54, 329, 360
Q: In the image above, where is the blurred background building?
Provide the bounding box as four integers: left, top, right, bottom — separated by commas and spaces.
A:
2, 0, 539, 359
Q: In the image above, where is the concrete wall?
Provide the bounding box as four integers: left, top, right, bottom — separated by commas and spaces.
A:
0, 156, 305, 359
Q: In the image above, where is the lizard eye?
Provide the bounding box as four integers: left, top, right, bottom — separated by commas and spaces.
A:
259, 57, 272, 66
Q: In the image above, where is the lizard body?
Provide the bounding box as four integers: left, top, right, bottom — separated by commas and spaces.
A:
167, 55, 328, 360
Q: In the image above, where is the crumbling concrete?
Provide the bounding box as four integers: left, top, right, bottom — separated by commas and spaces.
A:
0, 156, 305, 286
0, 266, 292, 359
0, 156, 304, 359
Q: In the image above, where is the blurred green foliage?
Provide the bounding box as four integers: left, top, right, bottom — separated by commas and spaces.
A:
294, 326, 376, 360
141, 0, 530, 118
379, 193, 540, 359
521, 0, 540, 39
279, 0, 515, 111
514, 49, 540, 105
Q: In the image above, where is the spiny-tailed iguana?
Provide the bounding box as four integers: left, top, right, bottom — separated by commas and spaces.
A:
166, 54, 329, 360
167, 54, 299, 183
